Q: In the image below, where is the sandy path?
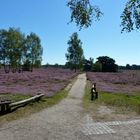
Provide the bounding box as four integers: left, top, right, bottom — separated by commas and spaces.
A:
0, 73, 140, 140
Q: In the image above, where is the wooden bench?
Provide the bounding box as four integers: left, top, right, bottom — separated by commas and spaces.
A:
0, 94, 44, 114
9, 93, 44, 108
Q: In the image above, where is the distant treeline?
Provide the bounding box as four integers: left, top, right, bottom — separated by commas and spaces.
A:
119, 64, 140, 70
44, 56, 119, 72
43, 63, 66, 69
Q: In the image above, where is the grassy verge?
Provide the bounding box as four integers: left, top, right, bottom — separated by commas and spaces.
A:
0, 76, 77, 124
98, 92, 140, 114
0, 94, 31, 102
83, 80, 140, 120
0, 91, 67, 124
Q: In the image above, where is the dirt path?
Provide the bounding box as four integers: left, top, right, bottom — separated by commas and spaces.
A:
0, 73, 140, 140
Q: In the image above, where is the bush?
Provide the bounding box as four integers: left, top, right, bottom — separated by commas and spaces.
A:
93, 62, 102, 72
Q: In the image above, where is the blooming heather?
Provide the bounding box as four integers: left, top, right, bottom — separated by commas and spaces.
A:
0, 68, 79, 96
86, 70, 140, 94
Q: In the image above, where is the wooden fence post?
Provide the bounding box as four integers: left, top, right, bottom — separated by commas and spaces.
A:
91, 83, 98, 100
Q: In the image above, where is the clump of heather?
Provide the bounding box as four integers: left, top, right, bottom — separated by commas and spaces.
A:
0, 68, 79, 96
86, 70, 140, 94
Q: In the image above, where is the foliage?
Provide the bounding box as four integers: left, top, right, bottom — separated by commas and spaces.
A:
0, 29, 9, 66
66, 32, 84, 71
0, 28, 43, 73
121, 0, 140, 32
67, 0, 102, 29
7, 28, 24, 72
96, 56, 118, 72
119, 64, 140, 70
23, 32, 43, 71
83, 57, 94, 71
67, 0, 140, 32
44, 63, 66, 69
93, 61, 102, 72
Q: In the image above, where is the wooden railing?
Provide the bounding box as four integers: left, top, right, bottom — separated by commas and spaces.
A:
91, 83, 98, 100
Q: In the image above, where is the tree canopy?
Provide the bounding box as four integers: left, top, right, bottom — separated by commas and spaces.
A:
68, 0, 140, 32
0, 28, 43, 73
23, 32, 43, 71
67, 0, 102, 30
83, 57, 94, 71
96, 56, 118, 72
66, 32, 84, 71
121, 0, 140, 32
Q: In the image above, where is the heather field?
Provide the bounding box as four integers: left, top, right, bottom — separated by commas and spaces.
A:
0, 68, 78, 97
87, 70, 140, 94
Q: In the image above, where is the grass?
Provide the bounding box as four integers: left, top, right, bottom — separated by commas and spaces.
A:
83, 80, 140, 116
0, 91, 67, 125
0, 76, 77, 124
0, 94, 31, 102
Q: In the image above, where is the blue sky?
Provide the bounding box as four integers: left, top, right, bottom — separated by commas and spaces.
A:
0, 0, 140, 66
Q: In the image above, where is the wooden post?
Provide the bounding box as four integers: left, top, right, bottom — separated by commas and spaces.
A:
91, 88, 94, 101
91, 83, 98, 100
91, 84, 95, 101
94, 83, 98, 99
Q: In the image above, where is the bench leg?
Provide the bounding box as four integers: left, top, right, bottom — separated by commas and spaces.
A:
6, 104, 11, 112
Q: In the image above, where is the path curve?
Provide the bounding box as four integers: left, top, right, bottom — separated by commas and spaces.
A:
0, 73, 140, 140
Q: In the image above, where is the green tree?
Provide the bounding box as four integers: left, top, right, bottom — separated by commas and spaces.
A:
0, 28, 24, 73
93, 61, 102, 72
66, 32, 84, 72
126, 64, 131, 69
68, 0, 140, 31
0, 29, 8, 66
67, 0, 102, 30
96, 56, 118, 72
83, 57, 94, 71
121, 0, 140, 32
23, 32, 43, 71
6, 28, 24, 72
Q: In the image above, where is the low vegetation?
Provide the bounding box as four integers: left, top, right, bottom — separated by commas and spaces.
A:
0, 76, 76, 124
0, 68, 79, 96
83, 77, 140, 121
86, 70, 140, 94
0, 69, 78, 124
